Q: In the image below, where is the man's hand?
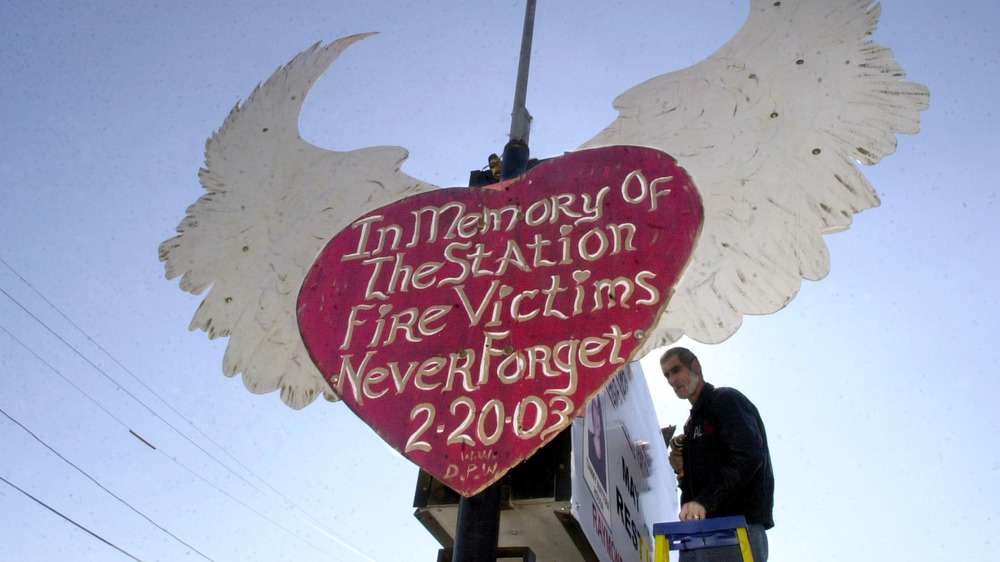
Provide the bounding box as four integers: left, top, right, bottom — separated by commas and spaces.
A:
679, 501, 707, 521
668, 448, 684, 475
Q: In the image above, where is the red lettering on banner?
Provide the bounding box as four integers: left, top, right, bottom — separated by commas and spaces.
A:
593, 503, 625, 562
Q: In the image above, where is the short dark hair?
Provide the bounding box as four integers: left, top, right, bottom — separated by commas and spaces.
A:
660, 347, 700, 373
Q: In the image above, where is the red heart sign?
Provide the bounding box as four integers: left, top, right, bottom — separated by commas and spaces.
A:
297, 145, 702, 496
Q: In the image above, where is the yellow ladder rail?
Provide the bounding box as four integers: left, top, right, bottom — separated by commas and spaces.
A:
652, 515, 753, 562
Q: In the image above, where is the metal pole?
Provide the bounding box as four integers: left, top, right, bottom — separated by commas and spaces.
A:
509, 0, 536, 144
451, 483, 502, 561
452, 2, 536, 561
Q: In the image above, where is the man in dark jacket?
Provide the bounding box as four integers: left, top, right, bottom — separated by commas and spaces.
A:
661, 347, 774, 561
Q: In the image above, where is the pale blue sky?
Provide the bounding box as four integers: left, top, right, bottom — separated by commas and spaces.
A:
1, 1, 997, 560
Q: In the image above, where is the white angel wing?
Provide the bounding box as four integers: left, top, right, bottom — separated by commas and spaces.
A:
580, 0, 929, 354
159, 34, 438, 409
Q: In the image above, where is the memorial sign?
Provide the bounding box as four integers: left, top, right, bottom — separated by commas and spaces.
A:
297, 145, 702, 496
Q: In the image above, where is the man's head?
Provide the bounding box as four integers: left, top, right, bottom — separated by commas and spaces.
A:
660, 347, 705, 403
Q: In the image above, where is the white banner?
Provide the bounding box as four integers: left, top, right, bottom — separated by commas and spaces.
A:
573, 362, 677, 562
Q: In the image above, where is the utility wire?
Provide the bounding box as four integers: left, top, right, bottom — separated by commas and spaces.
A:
0, 323, 352, 561
0, 256, 349, 531
0, 257, 376, 561
0, 474, 143, 562
0, 278, 269, 497
0, 407, 215, 561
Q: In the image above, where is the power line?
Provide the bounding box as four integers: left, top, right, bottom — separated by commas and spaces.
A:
0, 256, 376, 561
157, 437, 351, 560
0, 323, 353, 562
0, 276, 270, 496
1, 256, 293, 500
0, 474, 143, 562
0, 407, 215, 561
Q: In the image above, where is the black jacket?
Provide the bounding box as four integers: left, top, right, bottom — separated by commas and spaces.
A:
680, 383, 774, 528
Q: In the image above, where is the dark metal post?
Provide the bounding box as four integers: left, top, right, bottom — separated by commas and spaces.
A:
508, 0, 536, 145
451, 2, 536, 561
451, 482, 502, 561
